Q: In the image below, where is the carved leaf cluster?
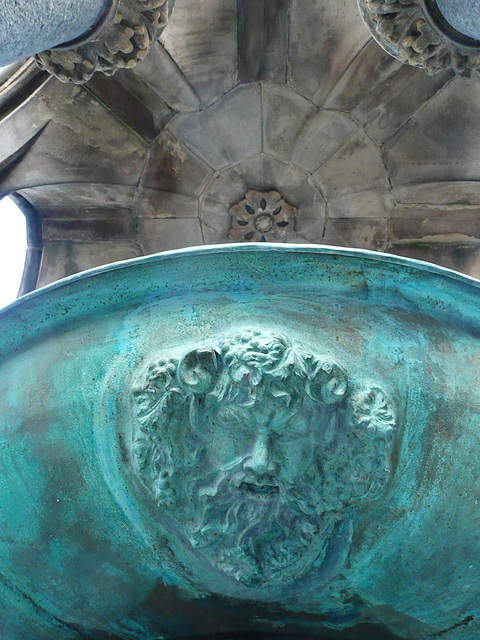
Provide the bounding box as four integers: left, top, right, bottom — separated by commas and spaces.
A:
360, 0, 480, 76
34, 0, 169, 83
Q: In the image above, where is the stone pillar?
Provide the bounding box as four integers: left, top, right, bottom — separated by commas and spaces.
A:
0, 0, 112, 66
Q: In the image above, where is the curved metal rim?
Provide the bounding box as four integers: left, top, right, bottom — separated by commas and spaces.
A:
4, 243, 480, 315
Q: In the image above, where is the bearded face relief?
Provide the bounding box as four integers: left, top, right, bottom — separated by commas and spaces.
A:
130, 329, 396, 589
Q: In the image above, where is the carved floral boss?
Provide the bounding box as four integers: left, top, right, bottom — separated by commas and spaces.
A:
130, 329, 396, 589
229, 190, 297, 242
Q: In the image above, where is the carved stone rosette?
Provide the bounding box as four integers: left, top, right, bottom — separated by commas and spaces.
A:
35, 0, 170, 84
358, 0, 480, 76
229, 190, 297, 243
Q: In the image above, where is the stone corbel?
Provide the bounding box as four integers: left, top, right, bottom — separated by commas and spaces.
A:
35, 0, 171, 84
357, 0, 480, 76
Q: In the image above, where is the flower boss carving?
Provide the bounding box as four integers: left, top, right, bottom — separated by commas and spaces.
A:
229, 191, 297, 243
130, 329, 396, 588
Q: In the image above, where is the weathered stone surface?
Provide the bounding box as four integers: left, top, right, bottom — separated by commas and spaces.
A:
123, 41, 202, 113
36, 240, 141, 285
288, 0, 370, 106
391, 242, 480, 279
314, 130, 393, 219
141, 130, 213, 196
262, 84, 317, 162
351, 66, 453, 144
392, 206, 480, 243
323, 40, 403, 112
394, 182, 480, 206
17, 184, 136, 210
134, 188, 198, 218
323, 217, 389, 251
42, 214, 136, 242
237, 0, 289, 83
386, 75, 480, 190
138, 217, 203, 252
0, 79, 148, 194
85, 71, 173, 143
291, 110, 358, 174
170, 84, 262, 170
160, 0, 237, 106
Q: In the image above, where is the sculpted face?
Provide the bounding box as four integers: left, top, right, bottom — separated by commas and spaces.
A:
131, 329, 396, 588
208, 397, 317, 488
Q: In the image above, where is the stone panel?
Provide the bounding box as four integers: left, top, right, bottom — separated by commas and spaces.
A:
200, 198, 231, 244
313, 130, 393, 218
392, 206, 480, 243
126, 41, 202, 114
17, 184, 135, 211
142, 130, 214, 196
86, 73, 172, 143
169, 84, 262, 170
288, 0, 370, 106
391, 243, 480, 279
37, 241, 142, 286
394, 182, 480, 206
323, 217, 389, 251
42, 215, 136, 243
138, 218, 203, 253
291, 110, 358, 174
324, 40, 403, 112
160, 0, 237, 107
1, 80, 148, 193
135, 188, 199, 218
237, 0, 288, 83
386, 76, 480, 189
262, 84, 317, 162
352, 67, 453, 144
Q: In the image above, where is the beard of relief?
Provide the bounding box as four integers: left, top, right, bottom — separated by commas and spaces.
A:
171, 457, 337, 588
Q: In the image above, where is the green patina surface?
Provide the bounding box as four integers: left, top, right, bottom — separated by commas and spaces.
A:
0, 245, 480, 639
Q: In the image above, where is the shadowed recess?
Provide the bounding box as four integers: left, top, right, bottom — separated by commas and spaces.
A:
237, 0, 289, 82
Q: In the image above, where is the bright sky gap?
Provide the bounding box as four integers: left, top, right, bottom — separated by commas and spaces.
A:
0, 196, 27, 309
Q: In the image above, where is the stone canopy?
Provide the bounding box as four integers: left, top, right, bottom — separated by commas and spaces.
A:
2, 0, 480, 292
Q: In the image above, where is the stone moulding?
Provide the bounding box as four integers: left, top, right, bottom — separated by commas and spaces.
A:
34, 0, 171, 84
358, 0, 480, 76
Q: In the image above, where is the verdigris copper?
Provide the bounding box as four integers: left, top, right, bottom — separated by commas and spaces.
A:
2, 244, 480, 638
131, 329, 395, 589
